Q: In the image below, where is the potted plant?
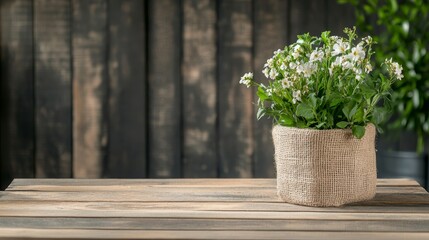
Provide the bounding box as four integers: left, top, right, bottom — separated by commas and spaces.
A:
339, 0, 429, 188
239, 27, 403, 207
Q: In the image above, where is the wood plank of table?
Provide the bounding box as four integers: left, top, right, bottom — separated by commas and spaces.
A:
0, 228, 428, 240
7, 178, 422, 188
0, 179, 428, 240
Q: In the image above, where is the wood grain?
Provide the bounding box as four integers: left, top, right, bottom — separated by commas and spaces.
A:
1, 217, 429, 232
106, 0, 146, 178
253, 0, 288, 177
72, 0, 108, 178
147, 0, 181, 178
289, 0, 327, 42
326, 0, 355, 36
182, 0, 218, 178
7, 178, 422, 188
34, 0, 72, 178
0, 0, 34, 189
218, 0, 254, 177
0, 229, 428, 240
0, 179, 428, 239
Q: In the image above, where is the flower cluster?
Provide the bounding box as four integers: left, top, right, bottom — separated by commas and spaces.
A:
239, 27, 403, 138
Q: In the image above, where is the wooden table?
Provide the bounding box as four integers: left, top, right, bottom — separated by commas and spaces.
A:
0, 178, 428, 239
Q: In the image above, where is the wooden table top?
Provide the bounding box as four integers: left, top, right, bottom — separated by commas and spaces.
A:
0, 178, 428, 239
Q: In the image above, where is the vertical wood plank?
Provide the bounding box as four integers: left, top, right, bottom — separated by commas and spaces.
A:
253, 0, 288, 178
34, 0, 72, 178
289, 0, 327, 42
148, 0, 181, 177
0, 0, 34, 189
106, 0, 146, 178
326, 0, 355, 36
182, 0, 217, 177
72, 0, 108, 178
218, 0, 253, 177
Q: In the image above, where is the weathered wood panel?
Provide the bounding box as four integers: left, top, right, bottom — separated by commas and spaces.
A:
218, 0, 254, 177
289, 0, 327, 42
34, 0, 72, 178
147, 0, 182, 177
106, 0, 146, 178
72, 0, 108, 178
0, 179, 428, 239
0, 0, 34, 189
326, 0, 355, 36
253, 0, 289, 178
182, 0, 217, 177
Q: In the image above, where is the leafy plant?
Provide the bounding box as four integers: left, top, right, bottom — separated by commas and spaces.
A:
239, 27, 403, 139
339, 0, 429, 152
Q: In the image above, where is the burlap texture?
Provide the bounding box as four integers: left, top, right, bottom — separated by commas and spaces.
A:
272, 124, 376, 207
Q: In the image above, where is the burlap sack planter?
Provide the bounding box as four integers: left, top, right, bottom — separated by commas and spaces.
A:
272, 124, 377, 207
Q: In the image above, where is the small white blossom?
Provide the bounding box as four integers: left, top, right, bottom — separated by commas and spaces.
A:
362, 36, 372, 44
280, 63, 287, 70
332, 39, 350, 56
264, 58, 274, 68
289, 62, 297, 69
292, 45, 302, 59
292, 90, 302, 104
262, 68, 270, 78
348, 45, 365, 62
239, 72, 253, 88
309, 48, 324, 62
266, 88, 273, 96
385, 58, 404, 80
297, 62, 317, 78
273, 49, 282, 55
342, 60, 353, 70
281, 78, 292, 88
269, 68, 278, 80
365, 63, 373, 73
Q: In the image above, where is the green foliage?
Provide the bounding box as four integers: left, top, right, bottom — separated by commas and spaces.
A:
240, 28, 402, 139
339, 0, 429, 152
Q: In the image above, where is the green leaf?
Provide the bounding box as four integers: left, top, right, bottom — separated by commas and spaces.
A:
315, 122, 326, 128
328, 93, 343, 107
296, 103, 314, 120
256, 108, 265, 120
257, 86, 268, 101
342, 102, 358, 120
352, 125, 366, 139
336, 121, 349, 129
353, 108, 365, 122
309, 93, 318, 108
279, 115, 294, 126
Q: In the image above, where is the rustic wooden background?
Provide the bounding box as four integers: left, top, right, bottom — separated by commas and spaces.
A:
1, 0, 397, 189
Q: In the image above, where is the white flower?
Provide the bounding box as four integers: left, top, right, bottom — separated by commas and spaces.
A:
385, 58, 404, 80
266, 88, 273, 96
362, 36, 372, 44
292, 45, 302, 59
297, 62, 317, 78
289, 62, 297, 69
239, 72, 253, 88
348, 45, 365, 62
262, 68, 270, 78
332, 40, 350, 56
332, 56, 343, 67
391, 62, 403, 80
269, 68, 278, 79
365, 63, 373, 73
281, 78, 292, 88
342, 60, 353, 70
292, 90, 302, 104
280, 63, 287, 70
264, 58, 274, 68
273, 49, 282, 55
309, 48, 324, 62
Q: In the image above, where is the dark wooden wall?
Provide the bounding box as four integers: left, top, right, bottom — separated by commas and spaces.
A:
0, 0, 356, 187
